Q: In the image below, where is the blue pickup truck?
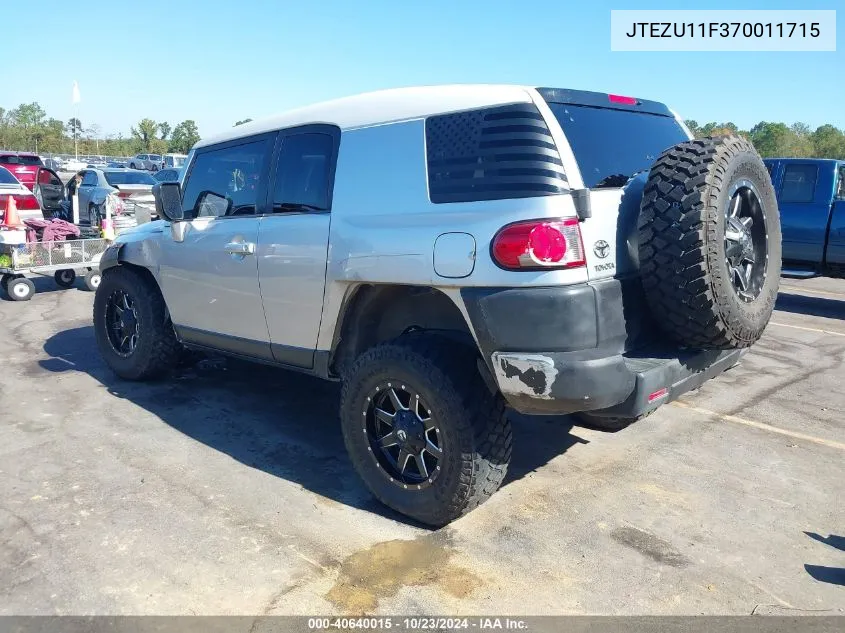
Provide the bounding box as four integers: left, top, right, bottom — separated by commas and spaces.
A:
764, 158, 845, 278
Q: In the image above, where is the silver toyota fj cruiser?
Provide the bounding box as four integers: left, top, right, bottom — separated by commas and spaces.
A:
93, 85, 781, 526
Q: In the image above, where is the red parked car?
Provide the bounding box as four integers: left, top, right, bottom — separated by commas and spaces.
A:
0, 152, 44, 191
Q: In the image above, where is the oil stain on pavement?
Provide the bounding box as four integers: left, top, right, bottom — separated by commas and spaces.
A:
326, 533, 482, 613
610, 526, 690, 567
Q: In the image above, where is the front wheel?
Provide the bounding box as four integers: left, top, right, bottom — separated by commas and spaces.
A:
93, 266, 181, 380
340, 335, 511, 527
8, 277, 35, 301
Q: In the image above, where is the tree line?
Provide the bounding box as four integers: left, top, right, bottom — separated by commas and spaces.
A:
2, 101, 844, 160
0, 102, 201, 156
684, 120, 845, 159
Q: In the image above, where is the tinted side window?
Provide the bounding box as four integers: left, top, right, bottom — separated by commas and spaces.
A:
781, 165, 818, 203
81, 171, 98, 186
272, 133, 334, 211
425, 103, 567, 204
182, 139, 270, 218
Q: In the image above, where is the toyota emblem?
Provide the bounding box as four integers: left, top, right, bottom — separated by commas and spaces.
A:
593, 240, 610, 259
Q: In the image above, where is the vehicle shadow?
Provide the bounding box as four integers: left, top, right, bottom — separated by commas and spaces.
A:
803, 532, 845, 587
40, 325, 587, 526
775, 293, 845, 320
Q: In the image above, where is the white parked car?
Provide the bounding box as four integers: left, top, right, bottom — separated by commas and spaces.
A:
128, 154, 163, 172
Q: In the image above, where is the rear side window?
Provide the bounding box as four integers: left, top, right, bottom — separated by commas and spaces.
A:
272, 133, 334, 211
82, 171, 98, 186
182, 139, 270, 218
836, 166, 845, 200
425, 103, 567, 204
780, 164, 818, 203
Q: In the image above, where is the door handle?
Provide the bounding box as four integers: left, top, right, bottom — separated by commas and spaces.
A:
224, 241, 255, 255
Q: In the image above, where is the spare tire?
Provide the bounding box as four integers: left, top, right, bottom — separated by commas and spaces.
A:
638, 135, 781, 349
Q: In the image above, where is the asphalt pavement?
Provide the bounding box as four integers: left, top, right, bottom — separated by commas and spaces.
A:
0, 275, 843, 615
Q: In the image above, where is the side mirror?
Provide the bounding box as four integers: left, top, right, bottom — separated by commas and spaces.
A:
152, 182, 184, 222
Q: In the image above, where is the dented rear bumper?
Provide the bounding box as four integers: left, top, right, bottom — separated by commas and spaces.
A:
460, 280, 746, 417
490, 347, 745, 416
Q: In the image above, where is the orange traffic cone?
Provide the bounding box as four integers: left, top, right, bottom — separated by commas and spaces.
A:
2, 196, 22, 228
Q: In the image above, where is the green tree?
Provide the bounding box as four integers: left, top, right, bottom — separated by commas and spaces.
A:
749, 122, 792, 157
811, 125, 845, 160
169, 120, 200, 153
10, 102, 47, 150
131, 118, 160, 151
67, 117, 82, 141
234, 118, 253, 126
684, 120, 701, 136
158, 121, 172, 140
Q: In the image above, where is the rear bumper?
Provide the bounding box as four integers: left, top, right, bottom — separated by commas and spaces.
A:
490, 346, 746, 416
461, 280, 746, 416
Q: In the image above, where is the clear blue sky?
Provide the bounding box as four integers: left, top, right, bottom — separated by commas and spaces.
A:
4, 0, 842, 139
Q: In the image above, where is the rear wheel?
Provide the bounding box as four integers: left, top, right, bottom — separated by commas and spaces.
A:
93, 266, 180, 380
54, 269, 76, 288
340, 334, 511, 527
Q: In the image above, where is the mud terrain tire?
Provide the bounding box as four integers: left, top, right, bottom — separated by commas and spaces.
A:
638, 135, 781, 349
340, 334, 511, 527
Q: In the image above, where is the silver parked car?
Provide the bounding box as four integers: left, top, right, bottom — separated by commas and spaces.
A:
93, 85, 782, 526
76, 168, 157, 226
127, 153, 163, 171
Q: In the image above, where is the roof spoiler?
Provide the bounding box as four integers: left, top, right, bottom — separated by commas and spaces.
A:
536, 87, 674, 117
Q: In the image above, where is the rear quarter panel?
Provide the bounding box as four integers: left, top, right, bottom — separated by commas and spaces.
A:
318, 118, 586, 351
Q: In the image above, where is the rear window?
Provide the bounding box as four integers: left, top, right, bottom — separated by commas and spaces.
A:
104, 171, 156, 186
780, 164, 818, 203
0, 154, 43, 166
0, 166, 19, 185
547, 103, 688, 188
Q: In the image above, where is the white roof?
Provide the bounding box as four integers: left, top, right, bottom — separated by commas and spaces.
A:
196, 85, 535, 149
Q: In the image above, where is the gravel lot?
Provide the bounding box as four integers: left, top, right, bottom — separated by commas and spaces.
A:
0, 275, 843, 615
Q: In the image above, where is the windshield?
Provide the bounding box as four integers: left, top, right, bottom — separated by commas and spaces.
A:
104, 171, 156, 186
0, 154, 43, 166
547, 103, 688, 189
0, 166, 19, 185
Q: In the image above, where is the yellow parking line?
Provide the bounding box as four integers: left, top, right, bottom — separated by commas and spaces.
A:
768, 321, 845, 337
671, 401, 845, 451
780, 285, 845, 299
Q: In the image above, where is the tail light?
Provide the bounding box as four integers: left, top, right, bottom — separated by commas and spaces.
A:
10, 194, 40, 211
492, 218, 586, 270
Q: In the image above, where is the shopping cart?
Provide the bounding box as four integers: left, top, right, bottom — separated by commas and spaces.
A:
0, 236, 110, 301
